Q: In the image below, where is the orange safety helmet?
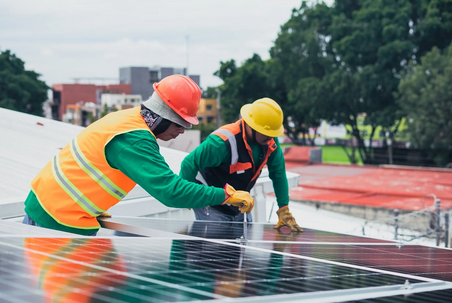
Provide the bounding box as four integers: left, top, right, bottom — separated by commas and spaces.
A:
153, 75, 201, 125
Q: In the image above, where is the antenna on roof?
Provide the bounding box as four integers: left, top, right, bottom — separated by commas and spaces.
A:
186, 34, 189, 76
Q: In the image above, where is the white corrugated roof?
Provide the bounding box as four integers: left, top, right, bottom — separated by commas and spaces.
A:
0, 107, 85, 203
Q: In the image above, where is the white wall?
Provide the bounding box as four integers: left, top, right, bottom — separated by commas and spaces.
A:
157, 130, 201, 153
101, 94, 142, 109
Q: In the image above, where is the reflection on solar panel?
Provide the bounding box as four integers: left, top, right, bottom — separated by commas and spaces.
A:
99, 217, 394, 243
0, 218, 451, 302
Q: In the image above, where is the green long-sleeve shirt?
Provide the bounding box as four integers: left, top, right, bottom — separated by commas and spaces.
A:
180, 134, 290, 209
24, 130, 225, 235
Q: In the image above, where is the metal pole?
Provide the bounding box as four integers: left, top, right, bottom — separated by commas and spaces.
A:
394, 209, 399, 240
436, 199, 441, 247
386, 131, 393, 165
243, 211, 247, 244
445, 213, 449, 248
215, 89, 221, 129
268, 201, 275, 223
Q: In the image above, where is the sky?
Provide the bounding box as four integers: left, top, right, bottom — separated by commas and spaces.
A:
0, 0, 331, 91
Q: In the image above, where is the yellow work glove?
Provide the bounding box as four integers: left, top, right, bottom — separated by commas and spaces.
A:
222, 184, 254, 214
98, 212, 112, 218
274, 206, 303, 232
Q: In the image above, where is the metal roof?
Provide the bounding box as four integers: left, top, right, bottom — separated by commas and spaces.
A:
0, 107, 85, 203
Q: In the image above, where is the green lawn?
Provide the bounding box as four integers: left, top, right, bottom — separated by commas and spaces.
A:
321, 145, 363, 165
281, 144, 363, 165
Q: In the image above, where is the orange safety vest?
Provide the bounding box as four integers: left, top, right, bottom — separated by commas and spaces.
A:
197, 119, 277, 216
31, 107, 154, 229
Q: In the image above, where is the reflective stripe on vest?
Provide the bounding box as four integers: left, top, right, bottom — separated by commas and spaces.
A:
52, 154, 104, 216
215, 128, 239, 165
70, 138, 127, 200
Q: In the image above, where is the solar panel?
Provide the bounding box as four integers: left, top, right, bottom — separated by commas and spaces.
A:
1, 218, 452, 302
0, 236, 445, 303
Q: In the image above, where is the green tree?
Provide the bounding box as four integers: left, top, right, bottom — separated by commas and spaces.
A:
270, 1, 333, 145
214, 54, 273, 124
324, 0, 413, 163
211, 0, 452, 165
214, 59, 237, 81
327, 0, 452, 164
101, 103, 110, 118
0, 50, 48, 116
397, 46, 452, 166
272, 0, 452, 163
202, 87, 219, 99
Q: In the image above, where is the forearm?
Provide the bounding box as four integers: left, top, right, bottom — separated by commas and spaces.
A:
142, 170, 226, 208
273, 178, 290, 208
106, 133, 226, 208
268, 141, 290, 208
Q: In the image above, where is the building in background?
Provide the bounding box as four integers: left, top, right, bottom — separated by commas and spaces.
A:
119, 66, 200, 101
52, 83, 131, 121
197, 98, 217, 125
65, 103, 98, 127
101, 94, 142, 110
64, 94, 143, 127
52, 66, 201, 127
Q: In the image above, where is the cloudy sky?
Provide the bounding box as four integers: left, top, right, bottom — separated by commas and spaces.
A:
1, 0, 330, 90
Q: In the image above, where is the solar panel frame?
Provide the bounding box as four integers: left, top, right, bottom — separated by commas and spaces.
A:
2, 217, 452, 302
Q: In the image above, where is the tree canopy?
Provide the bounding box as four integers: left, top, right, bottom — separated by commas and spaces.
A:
398, 46, 452, 166
0, 50, 48, 116
214, 54, 274, 123
214, 0, 452, 166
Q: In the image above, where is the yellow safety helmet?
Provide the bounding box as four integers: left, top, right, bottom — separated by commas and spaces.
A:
240, 98, 284, 137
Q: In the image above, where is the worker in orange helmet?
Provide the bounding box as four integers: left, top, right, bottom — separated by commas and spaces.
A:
22, 75, 254, 236
180, 98, 302, 232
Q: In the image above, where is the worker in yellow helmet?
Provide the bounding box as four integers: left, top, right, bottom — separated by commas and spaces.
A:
22, 75, 254, 236
180, 98, 302, 232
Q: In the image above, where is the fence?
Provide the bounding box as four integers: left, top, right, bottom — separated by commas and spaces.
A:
357, 195, 450, 247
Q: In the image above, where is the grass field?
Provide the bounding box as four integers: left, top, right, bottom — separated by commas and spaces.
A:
281, 144, 363, 165
321, 145, 363, 165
